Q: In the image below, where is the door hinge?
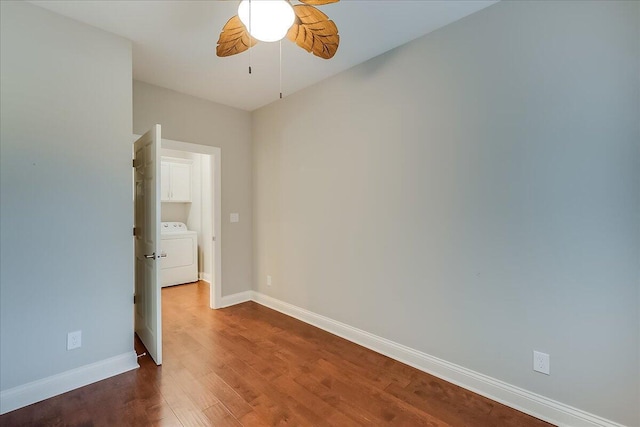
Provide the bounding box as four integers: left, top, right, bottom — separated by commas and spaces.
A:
132, 159, 135, 168
133, 227, 137, 236
133, 294, 137, 304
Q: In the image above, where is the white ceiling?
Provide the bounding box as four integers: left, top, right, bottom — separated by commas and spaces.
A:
31, 0, 498, 111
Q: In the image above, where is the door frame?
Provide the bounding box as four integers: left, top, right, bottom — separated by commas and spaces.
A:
134, 135, 222, 309
162, 138, 222, 309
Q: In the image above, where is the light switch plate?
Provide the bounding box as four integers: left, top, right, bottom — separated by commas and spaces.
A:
230, 213, 239, 223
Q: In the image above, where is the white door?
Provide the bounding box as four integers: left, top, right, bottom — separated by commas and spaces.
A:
134, 125, 162, 365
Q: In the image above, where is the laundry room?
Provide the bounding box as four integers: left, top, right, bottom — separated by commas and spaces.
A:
160, 148, 213, 288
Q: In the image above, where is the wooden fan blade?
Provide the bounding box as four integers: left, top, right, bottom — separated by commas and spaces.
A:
287, 5, 339, 59
216, 15, 258, 57
298, 0, 339, 5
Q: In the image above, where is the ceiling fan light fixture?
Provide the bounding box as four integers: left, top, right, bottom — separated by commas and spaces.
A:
238, 0, 295, 43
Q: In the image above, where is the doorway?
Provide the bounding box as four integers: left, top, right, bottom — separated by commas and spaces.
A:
134, 132, 222, 365
160, 138, 222, 309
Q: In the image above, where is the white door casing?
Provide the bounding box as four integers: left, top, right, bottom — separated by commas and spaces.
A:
133, 125, 162, 365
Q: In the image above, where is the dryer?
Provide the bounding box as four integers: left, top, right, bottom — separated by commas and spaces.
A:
160, 222, 198, 287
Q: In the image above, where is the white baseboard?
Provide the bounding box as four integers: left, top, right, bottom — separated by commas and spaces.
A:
246, 291, 625, 427
0, 351, 139, 415
219, 290, 252, 308
199, 272, 211, 284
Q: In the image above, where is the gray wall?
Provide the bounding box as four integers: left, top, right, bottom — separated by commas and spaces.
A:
133, 81, 252, 296
252, 1, 639, 425
0, 1, 133, 391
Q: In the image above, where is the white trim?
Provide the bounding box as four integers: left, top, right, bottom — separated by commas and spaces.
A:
199, 272, 211, 284
247, 291, 625, 427
0, 352, 138, 415
219, 291, 252, 308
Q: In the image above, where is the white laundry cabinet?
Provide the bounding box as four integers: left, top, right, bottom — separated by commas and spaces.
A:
160, 157, 192, 202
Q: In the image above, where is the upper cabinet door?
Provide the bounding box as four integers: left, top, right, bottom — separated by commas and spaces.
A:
170, 162, 192, 202
160, 157, 192, 203
160, 161, 171, 202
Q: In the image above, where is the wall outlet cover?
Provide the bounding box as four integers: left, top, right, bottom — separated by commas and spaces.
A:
67, 330, 82, 350
267, 275, 272, 287
533, 350, 550, 375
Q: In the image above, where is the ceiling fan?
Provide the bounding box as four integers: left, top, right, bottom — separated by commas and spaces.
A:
217, 0, 340, 60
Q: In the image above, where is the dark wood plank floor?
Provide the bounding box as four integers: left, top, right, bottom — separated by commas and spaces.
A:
0, 281, 553, 426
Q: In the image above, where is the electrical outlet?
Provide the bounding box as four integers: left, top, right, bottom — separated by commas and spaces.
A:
67, 330, 82, 350
533, 350, 550, 375
267, 275, 272, 287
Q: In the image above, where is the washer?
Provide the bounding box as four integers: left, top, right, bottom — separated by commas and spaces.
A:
160, 222, 198, 287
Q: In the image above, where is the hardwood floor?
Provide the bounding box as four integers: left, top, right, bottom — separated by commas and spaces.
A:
0, 281, 553, 426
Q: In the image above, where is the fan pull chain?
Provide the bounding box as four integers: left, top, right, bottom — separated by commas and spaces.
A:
248, 0, 252, 74
279, 40, 283, 99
